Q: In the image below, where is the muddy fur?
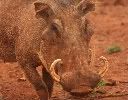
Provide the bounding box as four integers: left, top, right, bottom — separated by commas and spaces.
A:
0, 0, 101, 100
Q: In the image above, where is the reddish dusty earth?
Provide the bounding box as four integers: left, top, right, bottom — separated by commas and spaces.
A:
1, 3, 128, 100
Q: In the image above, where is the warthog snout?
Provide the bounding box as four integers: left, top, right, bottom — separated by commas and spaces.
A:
49, 57, 109, 96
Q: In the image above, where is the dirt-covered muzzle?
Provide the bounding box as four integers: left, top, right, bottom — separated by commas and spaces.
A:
49, 56, 109, 96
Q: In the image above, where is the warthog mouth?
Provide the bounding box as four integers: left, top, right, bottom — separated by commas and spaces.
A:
70, 86, 93, 97
70, 91, 91, 97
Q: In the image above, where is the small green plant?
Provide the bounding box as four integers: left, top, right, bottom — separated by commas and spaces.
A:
89, 80, 107, 97
97, 80, 107, 87
107, 45, 122, 54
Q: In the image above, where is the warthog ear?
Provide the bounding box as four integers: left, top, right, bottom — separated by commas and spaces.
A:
34, 2, 54, 22
76, 0, 95, 16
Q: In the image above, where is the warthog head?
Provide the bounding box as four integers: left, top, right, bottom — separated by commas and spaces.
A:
35, 0, 108, 96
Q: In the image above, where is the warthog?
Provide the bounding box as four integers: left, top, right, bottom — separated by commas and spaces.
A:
0, 0, 108, 100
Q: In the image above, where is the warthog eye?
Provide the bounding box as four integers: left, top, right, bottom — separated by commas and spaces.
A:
81, 18, 93, 41
51, 19, 63, 39
51, 24, 61, 38
51, 24, 62, 38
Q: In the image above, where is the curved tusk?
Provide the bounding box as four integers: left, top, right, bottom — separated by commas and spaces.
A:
50, 59, 62, 82
98, 56, 109, 77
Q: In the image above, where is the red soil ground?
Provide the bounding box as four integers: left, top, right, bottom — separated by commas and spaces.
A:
0, 3, 128, 100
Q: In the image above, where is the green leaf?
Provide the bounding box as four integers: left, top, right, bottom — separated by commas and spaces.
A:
97, 80, 107, 87
107, 45, 122, 54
